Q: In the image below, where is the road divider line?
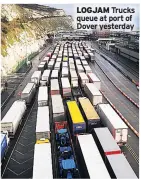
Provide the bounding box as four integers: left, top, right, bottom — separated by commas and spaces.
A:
126, 144, 139, 164
95, 60, 139, 108
100, 90, 139, 138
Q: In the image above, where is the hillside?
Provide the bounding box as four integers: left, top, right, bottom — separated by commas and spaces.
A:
1, 4, 73, 76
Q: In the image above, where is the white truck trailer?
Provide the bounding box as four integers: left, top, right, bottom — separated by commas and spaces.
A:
97, 104, 128, 145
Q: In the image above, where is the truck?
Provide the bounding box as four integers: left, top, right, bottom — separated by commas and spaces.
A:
97, 104, 128, 145
42, 56, 50, 63
80, 56, 85, 61
72, 87, 83, 98
1, 100, 26, 136
40, 61, 47, 69
84, 83, 102, 105
38, 86, 48, 106
81, 60, 88, 66
76, 64, 84, 73
58, 146, 73, 159
51, 95, 65, 122
47, 52, 52, 57
56, 128, 70, 147
84, 65, 92, 74
55, 121, 80, 179
38, 64, 44, 74
62, 62, 68, 68
36, 106, 50, 140
51, 70, 59, 79
74, 54, 80, 60
48, 60, 55, 70
76, 134, 111, 179
56, 57, 62, 62
70, 70, 78, 87
87, 72, 101, 90
69, 64, 75, 71
83, 52, 89, 60
89, 52, 95, 62
106, 154, 137, 178
92, 127, 121, 160
79, 72, 89, 87
1, 132, 9, 161
51, 79, 60, 95
69, 58, 74, 64
78, 97, 100, 131
66, 101, 86, 135
31, 71, 41, 86
52, 54, 57, 59
54, 62, 61, 71
32, 143, 53, 179
62, 67, 69, 78
75, 59, 81, 65
68, 52, 73, 58
59, 159, 78, 179
21, 82, 36, 104
61, 78, 72, 98
41, 69, 51, 85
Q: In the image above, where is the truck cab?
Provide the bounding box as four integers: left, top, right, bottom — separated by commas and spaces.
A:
60, 159, 77, 179
56, 129, 70, 146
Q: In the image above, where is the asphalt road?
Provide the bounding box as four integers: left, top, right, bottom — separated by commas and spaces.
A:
1, 46, 51, 119
1, 73, 27, 105
90, 62, 139, 177
92, 42, 139, 75
2, 98, 37, 178
1, 41, 139, 178
100, 52, 139, 82
1, 45, 52, 178
95, 53, 139, 105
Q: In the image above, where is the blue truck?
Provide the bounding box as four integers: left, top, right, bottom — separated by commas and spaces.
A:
1, 133, 9, 161
56, 129, 70, 147
60, 159, 77, 179
55, 122, 80, 178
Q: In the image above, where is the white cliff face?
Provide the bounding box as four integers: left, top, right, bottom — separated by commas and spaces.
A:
1, 4, 73, 76
24, 8, 66, 18
1, 32, 45, 76
1, 4, 22, 21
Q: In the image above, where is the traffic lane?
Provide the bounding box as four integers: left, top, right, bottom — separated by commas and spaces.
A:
91, 64, 139, 177
125, 130, 139, 177
101, 45, 139, 72
98, 57, 139, 103
97, 53, 139, 96
92, 61, 139, 119
90, 63, 139, 151
1, 46, 51, 119
100, 52, 139, 82
101, 81, 139, 132
95, 54, 139, 105
2, 100, 37, 178
1, 89, 14, 104
90, 63, 139, 132
100, 82, 139, 175
17, 63, 29, 73
99, 46, 139, 77
91, 41, 139, 72
1, 75, 25, 105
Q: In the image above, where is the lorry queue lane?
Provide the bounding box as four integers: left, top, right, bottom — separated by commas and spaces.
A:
90, 62, 139, 177
95, 54, 139, 105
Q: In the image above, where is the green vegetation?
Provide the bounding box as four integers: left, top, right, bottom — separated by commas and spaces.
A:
1, 4, 73, 75
13, 51, 39, 72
